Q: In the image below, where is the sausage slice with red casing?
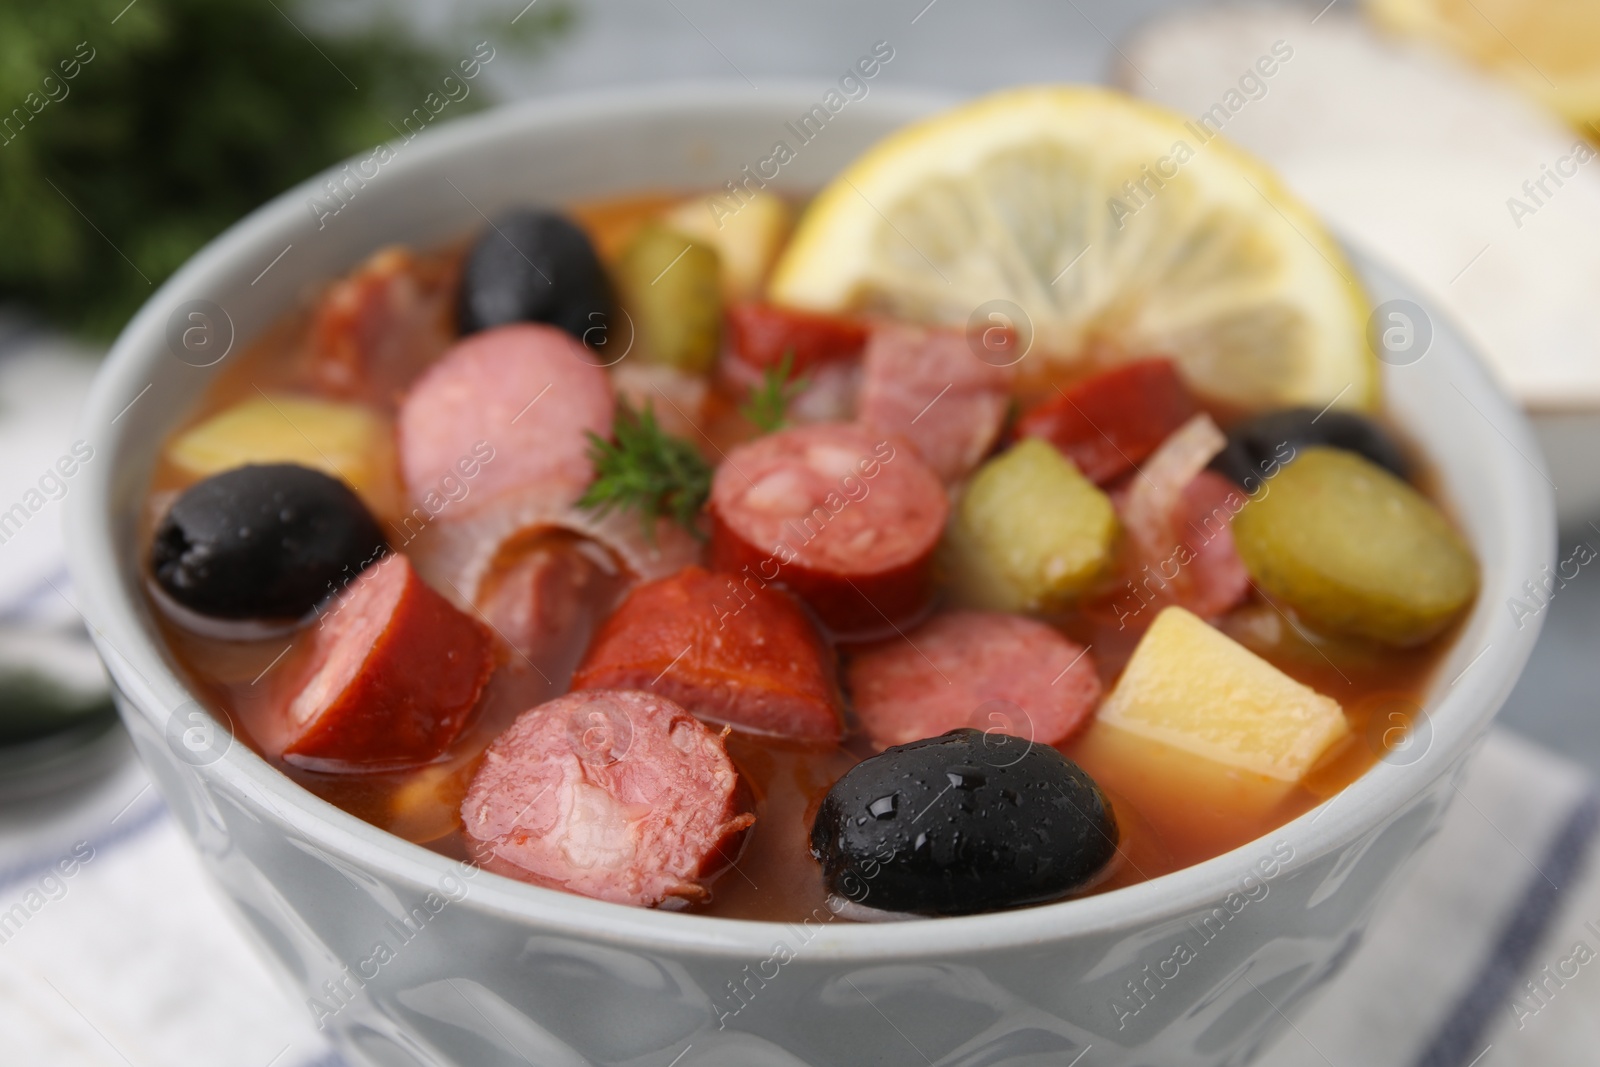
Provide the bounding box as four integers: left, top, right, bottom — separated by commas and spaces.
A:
396, 322, 613, 511
847, 611, 1102, 750
572, 565, 842, 741
460, 689, 755, 907
858, 325, 1017, 483
725, 302, 869, 374
708, 423, 948, 639
276, 553, 493, 767
1016, 358, 1199, 486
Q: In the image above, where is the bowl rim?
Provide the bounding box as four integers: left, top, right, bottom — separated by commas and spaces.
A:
66, 81, 1556, 962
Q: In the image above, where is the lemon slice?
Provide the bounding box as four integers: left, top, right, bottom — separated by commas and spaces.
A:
1368, 0, 1600, 127
768, 86, 1375, 411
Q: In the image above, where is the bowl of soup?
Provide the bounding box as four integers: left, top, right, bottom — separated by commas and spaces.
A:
66, 83, 1552, 1066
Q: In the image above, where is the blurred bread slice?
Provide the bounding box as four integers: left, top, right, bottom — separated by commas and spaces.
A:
1368, 0, 1600, 128
1115, 4, 1600, 414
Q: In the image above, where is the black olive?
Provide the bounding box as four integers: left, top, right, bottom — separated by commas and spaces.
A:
150, 464, 387, 621
1210, 407, 1410, 491
457, 209, 613, 349
809, 729, 1118, 916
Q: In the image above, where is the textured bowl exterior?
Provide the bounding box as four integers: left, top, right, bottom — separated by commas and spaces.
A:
68, 85, 1553, 1067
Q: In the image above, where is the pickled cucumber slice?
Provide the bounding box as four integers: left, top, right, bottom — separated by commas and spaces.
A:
617, 222, 722, 374
1232, 447, 1478, 645
946, 438, 1117, 611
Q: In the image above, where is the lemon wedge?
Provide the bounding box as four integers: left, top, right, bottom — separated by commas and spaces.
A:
768, 86, 1375, 411
1369, 0, 1600, 128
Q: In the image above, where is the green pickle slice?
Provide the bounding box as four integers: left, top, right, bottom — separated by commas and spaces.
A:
1232, 446, 1478, 646
617, 221, 722, 373
945, 438, 1118, 612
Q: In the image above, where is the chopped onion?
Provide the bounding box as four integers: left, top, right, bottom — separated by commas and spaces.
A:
1121, 412, 1227, 561
408, 489, 701, 611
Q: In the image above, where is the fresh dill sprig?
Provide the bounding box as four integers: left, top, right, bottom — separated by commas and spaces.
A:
739, 349, 809, 433
577, 399, 711, 540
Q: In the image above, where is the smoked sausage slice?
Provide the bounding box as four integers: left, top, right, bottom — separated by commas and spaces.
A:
572, 566, 842, 741
858, 325, 1016, 483
277, 553, 493, 767
847, 611, 1101, 750
396, 323, 613, 512
1017, 359, 1198, 486
460, 689, 755, 907
310, 247, 457, 406
708, 424, 948, 639
725, 302, 869, 374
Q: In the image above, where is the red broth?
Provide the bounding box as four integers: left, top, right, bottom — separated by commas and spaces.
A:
145, 194, 1463, 922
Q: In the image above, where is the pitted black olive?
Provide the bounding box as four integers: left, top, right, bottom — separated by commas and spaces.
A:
150, 464, 387, 620
809, 729, 1118, 916
457, 208, 613, 347
1210, 407, 1411, 491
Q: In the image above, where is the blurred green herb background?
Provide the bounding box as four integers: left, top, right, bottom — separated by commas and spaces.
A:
0, 0, 570, 338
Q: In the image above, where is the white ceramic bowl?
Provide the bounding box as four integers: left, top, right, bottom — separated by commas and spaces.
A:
66, 85, 1553, 1067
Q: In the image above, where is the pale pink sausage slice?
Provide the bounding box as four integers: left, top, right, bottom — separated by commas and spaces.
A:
460, 689, 754, 907
847, 611, 1102, 750
397, 323, 613, 512
858, 325, 1016, 483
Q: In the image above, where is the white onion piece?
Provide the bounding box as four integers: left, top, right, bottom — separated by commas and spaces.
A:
715, 351, 862, 425
824, 895, 924, 923
145, 579, 309, 640
610, 362, 709, 440
788, 361, 862, 424
407, 489, 702, 611
1120, 412, 1227, 561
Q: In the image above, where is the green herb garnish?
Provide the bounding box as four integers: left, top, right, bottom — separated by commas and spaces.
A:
0, 0, 571, 338
578, 400, 711, 540
739, 349, 809, 433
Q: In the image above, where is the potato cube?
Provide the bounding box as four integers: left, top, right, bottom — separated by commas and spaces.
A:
166, 394, 395, 516
665, 191, 792, 300
1071, 720, 1300, 830
945, 437, 1117, 611
1099, 606, 1347, 782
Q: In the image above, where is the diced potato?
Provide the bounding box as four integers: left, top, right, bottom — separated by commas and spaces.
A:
664, 191, 792, 300
945, 437, 1117, 611
1072, 720, 1300, 827
617, 222, 722, 374
166, 394, 396, 516
1232, 447, 1478, 646
1099, 606, 1348, 782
